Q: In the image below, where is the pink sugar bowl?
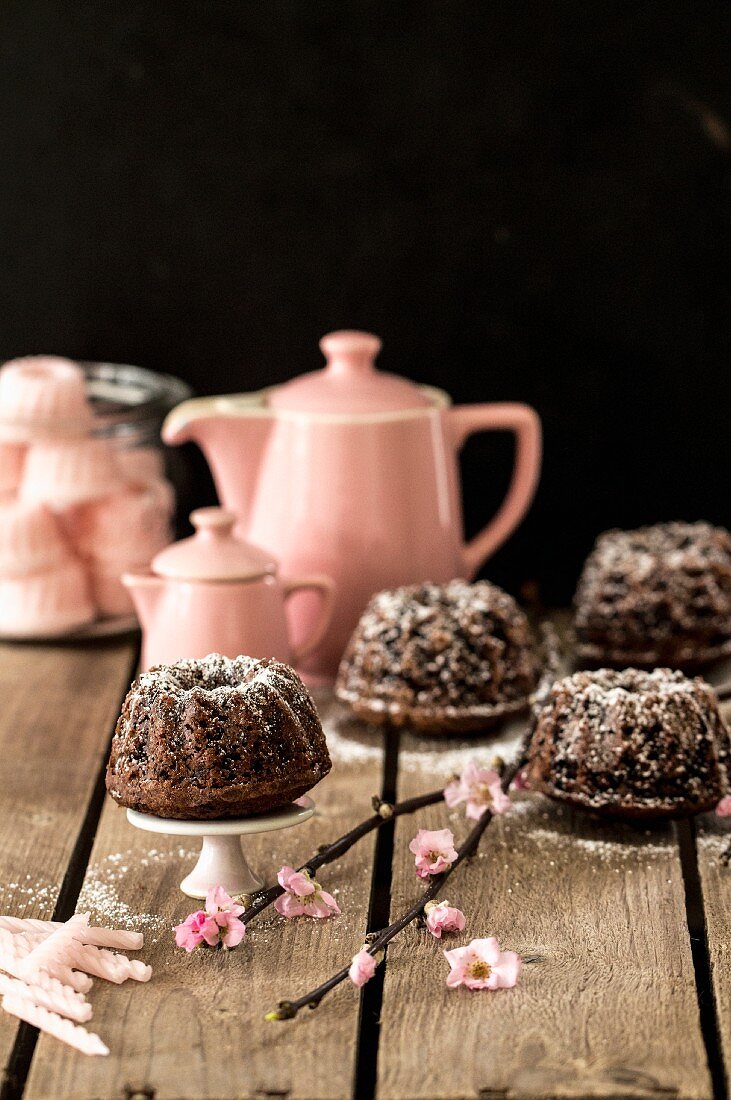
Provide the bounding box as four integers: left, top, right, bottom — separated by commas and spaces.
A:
0, 357, 190, 638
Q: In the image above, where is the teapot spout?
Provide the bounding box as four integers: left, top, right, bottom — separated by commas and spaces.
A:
122, 571, 165, 630
162, 394, 275, 524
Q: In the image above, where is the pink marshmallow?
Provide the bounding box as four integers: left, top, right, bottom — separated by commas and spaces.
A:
0, 442, 25, 494
0, 558, 94, 637
20, 436, 125, 509
66, 480, 173, 564
0, 357, 93, 442
0, 499, 69, 577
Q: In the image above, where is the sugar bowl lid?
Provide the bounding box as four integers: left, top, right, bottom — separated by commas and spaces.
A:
267, 330, 434, 415
151, 507, 277, 581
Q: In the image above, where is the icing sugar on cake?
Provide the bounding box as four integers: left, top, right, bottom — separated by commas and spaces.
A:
335, 580, 540, 734
526, 667, 731, 819
574, 521, 731, 667
106, 654, 331, 820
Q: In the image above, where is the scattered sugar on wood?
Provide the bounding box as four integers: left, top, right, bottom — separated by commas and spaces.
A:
323, 703, 524, 779
76, 848, 195, 943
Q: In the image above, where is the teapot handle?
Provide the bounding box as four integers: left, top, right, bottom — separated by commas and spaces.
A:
448, 402, 542, 578
283, 575, 336, 662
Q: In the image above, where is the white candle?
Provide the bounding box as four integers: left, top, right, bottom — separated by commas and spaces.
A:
0, 973, 91, 1023
0, 915, 143, 951
2, 994, 108, 1056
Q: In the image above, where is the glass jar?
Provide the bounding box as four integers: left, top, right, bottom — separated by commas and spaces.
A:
83, 360, 191, 453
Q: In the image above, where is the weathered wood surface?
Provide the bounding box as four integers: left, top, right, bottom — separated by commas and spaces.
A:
696, 692, 731, 1095
3, 622, 731, 1099
24, 693, 386, 1100
377, 724, 712, 1100
0, 639, 137, 1090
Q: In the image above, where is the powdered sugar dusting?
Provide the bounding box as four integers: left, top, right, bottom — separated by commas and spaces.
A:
528, 667, 731, 815
0, 876, 58, 915
575, 521, 731, 664
335, 580, 540, 722
76, 848, 194, 943
321, 698, 525, 780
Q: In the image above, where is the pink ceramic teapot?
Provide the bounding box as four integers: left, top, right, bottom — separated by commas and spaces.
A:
163, 331, 541, 681
123, 507, 334, 671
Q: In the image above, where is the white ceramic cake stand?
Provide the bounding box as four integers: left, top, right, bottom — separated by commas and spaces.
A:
126, 797, 315, 899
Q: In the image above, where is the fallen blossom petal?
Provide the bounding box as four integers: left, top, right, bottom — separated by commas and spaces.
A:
312, 890, 341, 918
174, 912, 208, 952
444, 937, 520, 991
274, 892, 308, 919
409, 828, 458, 878
210, 885, 244, 917
349, 949, 377, 987
447, 760, 512, 820
424, 901, 466, 939
489, 950, 522, 989
277, 865, 315, 897
219, 915, 246, 949
716, 795, 731, 818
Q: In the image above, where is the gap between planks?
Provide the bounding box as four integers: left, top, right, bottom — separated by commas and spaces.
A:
695, 692, 731, 1100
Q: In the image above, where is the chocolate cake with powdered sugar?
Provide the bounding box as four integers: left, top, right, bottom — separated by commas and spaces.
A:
574, 522, 731, 668
106, 654, 331, 819
335, 580, 540, 734
526, 668, 730, 819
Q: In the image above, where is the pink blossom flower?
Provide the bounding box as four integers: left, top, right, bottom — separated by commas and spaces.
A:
408, 828, 458, 879
206, 885, 244, 917
174, 886, 246, 951
444, 937, 521, 991
274, 865, 341, 919
424, 900, 466, 939
444, 761, 512, 820
511, 768, 530, 791
348, 948, 377, 987
716, 795, 731, 817
174, 910, 216, 951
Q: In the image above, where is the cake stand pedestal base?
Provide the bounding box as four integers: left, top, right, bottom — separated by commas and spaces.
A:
126, 797, 315, 900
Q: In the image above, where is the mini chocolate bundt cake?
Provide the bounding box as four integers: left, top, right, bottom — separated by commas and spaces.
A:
526, 668, 730, 819
335, 580, 540, 734
106, 654, 331, 819
574, 521, 731, 668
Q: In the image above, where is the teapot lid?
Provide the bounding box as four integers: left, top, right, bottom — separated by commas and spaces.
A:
152, 507, 277, 581
267, 330, 434, 414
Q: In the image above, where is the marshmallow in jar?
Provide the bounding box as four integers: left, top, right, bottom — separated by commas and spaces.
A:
0, 356, 190, 635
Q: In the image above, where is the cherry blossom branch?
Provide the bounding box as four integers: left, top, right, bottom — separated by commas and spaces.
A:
257, 621, 559, 1016
239, 788, 446, 925
243, 622, 560, 927
265, 754, 523, 1020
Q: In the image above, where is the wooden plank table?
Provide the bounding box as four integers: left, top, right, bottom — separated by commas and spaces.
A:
0, 627, 729, 1100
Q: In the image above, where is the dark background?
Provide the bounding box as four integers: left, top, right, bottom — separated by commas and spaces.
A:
0, 1, 728, 604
